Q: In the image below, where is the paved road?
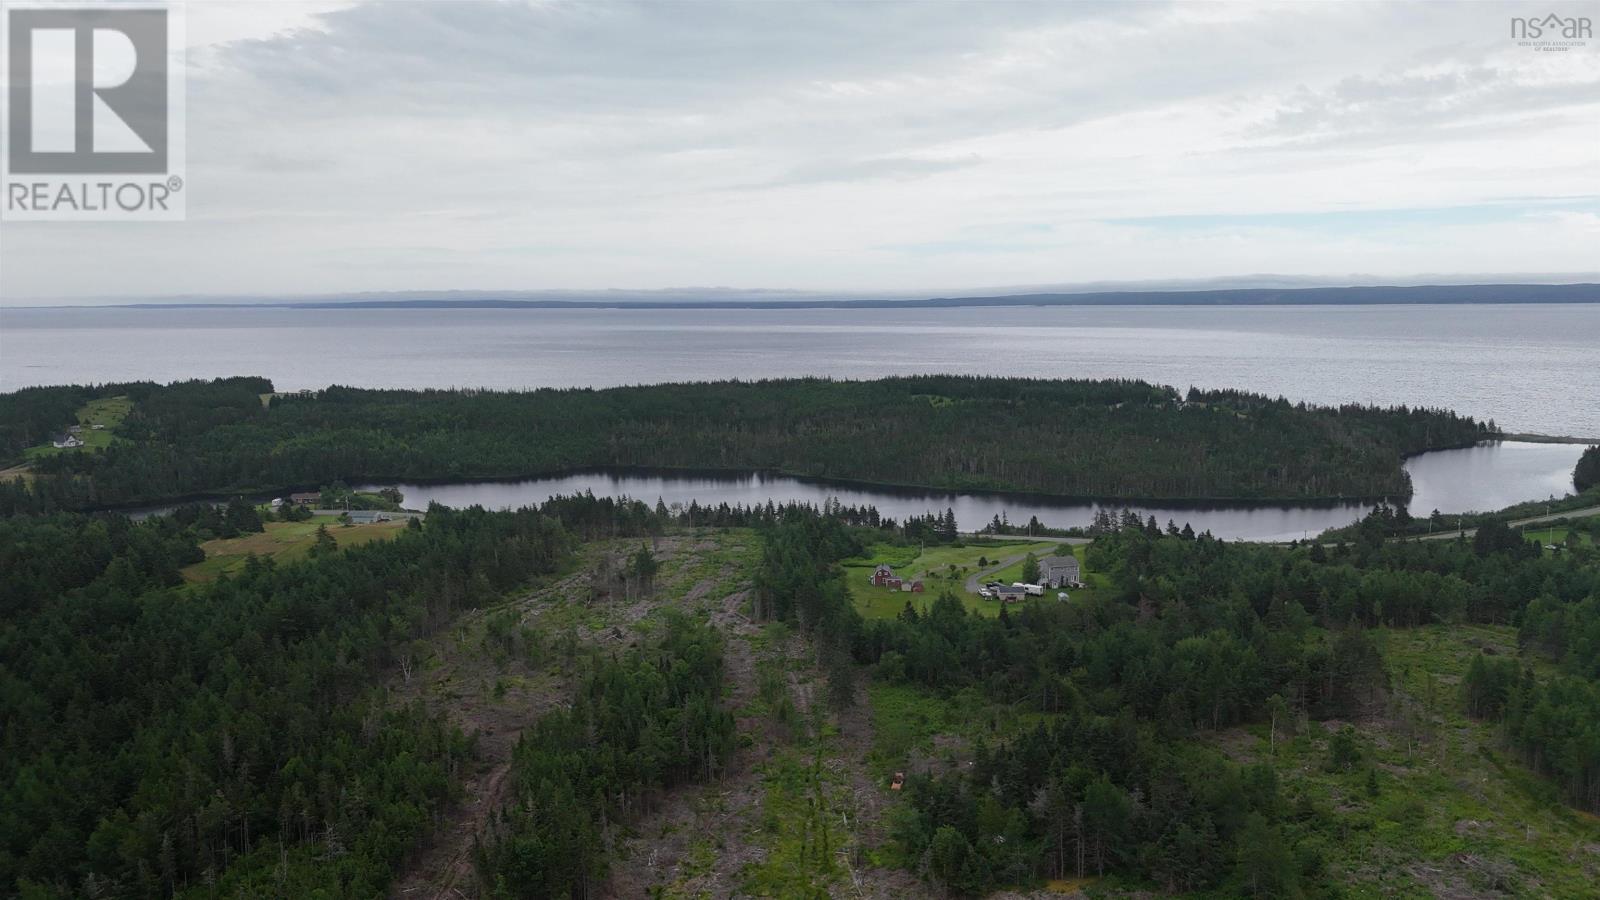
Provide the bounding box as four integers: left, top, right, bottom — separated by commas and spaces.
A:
1411, 504, 1600, 541
308, 508, 426, 520
963, 539, 1090, 593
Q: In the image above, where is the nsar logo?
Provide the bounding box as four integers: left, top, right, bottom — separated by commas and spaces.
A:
1510, 13, 1592, 51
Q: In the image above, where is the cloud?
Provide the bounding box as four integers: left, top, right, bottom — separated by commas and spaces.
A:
1260, 64, 1600, 147
750, 155, 983, 189
1106, 198, 1600, 234
2, 0, 1598, 300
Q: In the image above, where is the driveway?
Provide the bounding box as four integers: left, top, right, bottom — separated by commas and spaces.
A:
963, 539, 1090, 594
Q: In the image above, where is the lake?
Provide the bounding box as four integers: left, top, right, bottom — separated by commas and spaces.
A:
4, 302, 1598, 437
359, 441, 1588, 542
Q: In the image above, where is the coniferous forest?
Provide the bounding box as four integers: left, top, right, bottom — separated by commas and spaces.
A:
0, 375, 1491, 512
5, 488, 1598, 896
4, 379, 1597, 898
6, 2, 1598, 894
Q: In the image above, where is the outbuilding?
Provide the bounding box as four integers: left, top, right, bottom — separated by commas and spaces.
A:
992, 584, 1027, 603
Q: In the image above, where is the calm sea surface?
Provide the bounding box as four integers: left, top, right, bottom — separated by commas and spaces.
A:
3, 303, 1597, 436
357, 441, 1587, 542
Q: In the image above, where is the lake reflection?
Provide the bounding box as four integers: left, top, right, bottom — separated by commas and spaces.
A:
366, 441, 1588, 542
1406, 441, 1588, 515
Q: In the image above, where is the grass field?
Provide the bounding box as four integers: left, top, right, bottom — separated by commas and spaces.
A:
975, 543, 1111, 610
24, 395, 132, 458
1521, 522, 1596, 548
181, 518, 409, 582
1216, 623, 1600, 897
841, 538, 1064, 620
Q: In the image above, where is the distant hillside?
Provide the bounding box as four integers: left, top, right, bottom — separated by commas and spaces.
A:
928, 282, 1600, 307
103, 282, 1600, 310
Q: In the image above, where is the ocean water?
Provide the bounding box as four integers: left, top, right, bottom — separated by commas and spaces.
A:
3, 302, 1597, 436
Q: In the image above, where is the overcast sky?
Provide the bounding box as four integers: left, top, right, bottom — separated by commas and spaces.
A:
1, 0, 1597, 302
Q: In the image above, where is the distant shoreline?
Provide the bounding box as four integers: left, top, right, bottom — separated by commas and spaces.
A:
9, 282, 1600, 311
1503, 433, 1600, 446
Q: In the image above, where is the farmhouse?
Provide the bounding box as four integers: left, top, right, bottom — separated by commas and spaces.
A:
50, 433, 84, 449
1039, 554, 1081, 588
871, 564, 897, 586
289, 492, 320, 506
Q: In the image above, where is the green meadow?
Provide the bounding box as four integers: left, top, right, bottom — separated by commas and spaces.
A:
24, 395, 132, 458
841, 538, 1062, 619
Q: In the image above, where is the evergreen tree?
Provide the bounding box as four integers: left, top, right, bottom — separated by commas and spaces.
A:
1020, 552, 1040, 584
1236, 813, 1299, 898
1575, 445, 1600, 492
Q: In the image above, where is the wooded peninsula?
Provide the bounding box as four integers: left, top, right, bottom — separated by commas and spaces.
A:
0, 375, 1491, 512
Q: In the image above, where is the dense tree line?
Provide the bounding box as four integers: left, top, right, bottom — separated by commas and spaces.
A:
0, 504, 571, 898
1464, 553, 1600, 812
1462, 653, 1600, 813
11, 376, 1490, 508
475, 614, 736, 897
0, 499, 262, 617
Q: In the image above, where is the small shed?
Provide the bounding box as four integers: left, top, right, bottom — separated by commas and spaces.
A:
993, 584, 1027, 603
